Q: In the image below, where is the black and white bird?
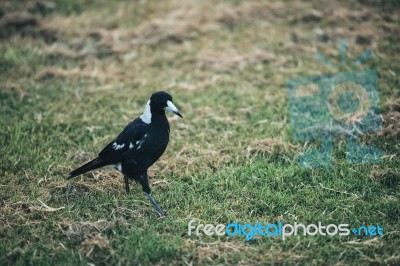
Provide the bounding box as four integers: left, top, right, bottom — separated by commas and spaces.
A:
68, 91, 182, 217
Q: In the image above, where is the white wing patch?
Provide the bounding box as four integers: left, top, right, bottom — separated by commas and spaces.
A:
129, 142, 134, 149
136, 134, 148, 150
112, 142, 125, 150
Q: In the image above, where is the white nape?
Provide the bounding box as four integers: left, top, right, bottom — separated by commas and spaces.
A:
140, 100, 152, 124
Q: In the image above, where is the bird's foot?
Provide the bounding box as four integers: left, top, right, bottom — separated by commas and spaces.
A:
144, 192, 165, 218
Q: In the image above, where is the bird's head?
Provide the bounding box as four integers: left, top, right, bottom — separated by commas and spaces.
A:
140, 91, 182, 123
151, 91, 183, 118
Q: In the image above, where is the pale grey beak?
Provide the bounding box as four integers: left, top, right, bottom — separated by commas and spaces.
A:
165, 100, 183, 118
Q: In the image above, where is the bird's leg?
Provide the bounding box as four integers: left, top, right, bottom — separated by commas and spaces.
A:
144, 192, 165, 218
124, 174, 130, 193
140, 174, 165, 217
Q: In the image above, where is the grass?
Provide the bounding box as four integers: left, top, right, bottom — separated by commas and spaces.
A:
1, 0, 400, 265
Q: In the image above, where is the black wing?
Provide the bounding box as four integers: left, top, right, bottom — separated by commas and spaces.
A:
98, 118, 150, 163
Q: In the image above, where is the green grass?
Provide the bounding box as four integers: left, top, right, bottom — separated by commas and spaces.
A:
1, 0, 399, 265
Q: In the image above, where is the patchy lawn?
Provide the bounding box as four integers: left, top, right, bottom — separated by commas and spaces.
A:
1, 0, 399, 265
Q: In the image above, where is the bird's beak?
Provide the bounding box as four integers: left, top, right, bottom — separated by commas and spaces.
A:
165, 100, 183, 118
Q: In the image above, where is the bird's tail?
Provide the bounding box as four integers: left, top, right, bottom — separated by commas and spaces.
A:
68, 158, 107, 179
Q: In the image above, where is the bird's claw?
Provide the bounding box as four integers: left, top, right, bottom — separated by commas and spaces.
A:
156, 210, 166, 218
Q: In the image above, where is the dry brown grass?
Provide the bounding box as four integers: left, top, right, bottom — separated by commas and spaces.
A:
197, 49, 277, 72
379, 101, 400, 139
247, 138, 298, 156
183, 238, 306, 265
381, 111, 400, 138
58, 219, 116, 262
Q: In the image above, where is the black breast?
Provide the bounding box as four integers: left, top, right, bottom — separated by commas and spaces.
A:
121, 118, 170, 175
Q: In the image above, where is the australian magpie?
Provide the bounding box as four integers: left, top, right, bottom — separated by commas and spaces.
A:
68, 91, 182, 217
